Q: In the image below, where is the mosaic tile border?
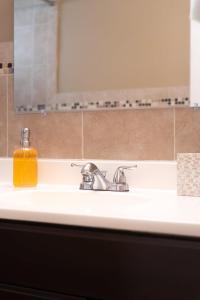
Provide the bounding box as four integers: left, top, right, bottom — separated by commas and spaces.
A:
0, 62, 14, 74
15, 95, 190, 113
0, 42, 14, 75
15, 86, 190, 113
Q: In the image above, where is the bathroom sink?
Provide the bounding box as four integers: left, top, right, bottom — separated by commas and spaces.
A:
0, 159, 199, 237
0, 184, 200, 238
0, 185, 178, 221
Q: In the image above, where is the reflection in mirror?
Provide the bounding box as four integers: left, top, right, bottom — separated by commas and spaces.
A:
14, 0, 57, 111
14, 0, 190, 113
191, 0, 200, 21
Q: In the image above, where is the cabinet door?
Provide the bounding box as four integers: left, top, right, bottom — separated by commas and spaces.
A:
0, 221, 200, 300
0, 284, 86, 300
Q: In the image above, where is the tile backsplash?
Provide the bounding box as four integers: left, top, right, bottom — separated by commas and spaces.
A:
1, 42, 200, 160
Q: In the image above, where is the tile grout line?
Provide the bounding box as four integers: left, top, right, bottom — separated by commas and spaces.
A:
6, 75, 9, 157
173, 107, 176, 160
81, 112, 84, 159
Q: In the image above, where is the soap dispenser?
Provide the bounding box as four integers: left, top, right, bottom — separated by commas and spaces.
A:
13, 128, 38, 187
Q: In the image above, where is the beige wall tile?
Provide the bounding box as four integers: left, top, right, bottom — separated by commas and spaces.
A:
8, 77, 82, 158
0, 76, 7, 156
175, 108, 200, 156
83, 109, 174, 160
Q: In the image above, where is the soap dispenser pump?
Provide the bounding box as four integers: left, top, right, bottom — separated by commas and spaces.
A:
13, 128, 38, 187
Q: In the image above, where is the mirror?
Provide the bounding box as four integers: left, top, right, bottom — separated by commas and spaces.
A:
190, 0, 200, 107
14, 0, 190, 113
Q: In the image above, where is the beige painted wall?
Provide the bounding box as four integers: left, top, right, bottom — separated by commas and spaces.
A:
58, 0, 190, 93
0, 0, 13, 42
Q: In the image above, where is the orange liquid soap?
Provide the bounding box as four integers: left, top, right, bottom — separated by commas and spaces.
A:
13, 128, 38, 187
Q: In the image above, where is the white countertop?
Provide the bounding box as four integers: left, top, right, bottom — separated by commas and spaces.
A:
0, 183, 200, 238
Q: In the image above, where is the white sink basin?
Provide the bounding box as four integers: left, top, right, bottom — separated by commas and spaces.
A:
0, 184, 200, 238
0, 186, 172, 216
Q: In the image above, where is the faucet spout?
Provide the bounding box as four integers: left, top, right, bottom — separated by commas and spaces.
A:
80, 162, 98, 175
81, 162, 111, 190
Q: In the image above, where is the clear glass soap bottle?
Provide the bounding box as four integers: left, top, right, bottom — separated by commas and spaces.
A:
13, 128, 38, 187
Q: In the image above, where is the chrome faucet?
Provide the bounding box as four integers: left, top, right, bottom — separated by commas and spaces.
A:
71, 162, 137, 192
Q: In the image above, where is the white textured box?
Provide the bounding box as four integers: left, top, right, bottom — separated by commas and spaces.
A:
177, 153, 200, 196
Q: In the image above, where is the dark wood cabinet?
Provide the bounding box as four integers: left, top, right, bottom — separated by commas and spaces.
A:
0, 283, 84, 300
0, 220, 199, 300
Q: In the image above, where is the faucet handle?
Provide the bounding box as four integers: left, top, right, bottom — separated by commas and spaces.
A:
71, 163, 107, 177
113, 165, 137, 184
117, 165, 137, 171
71, 163, 84, 168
